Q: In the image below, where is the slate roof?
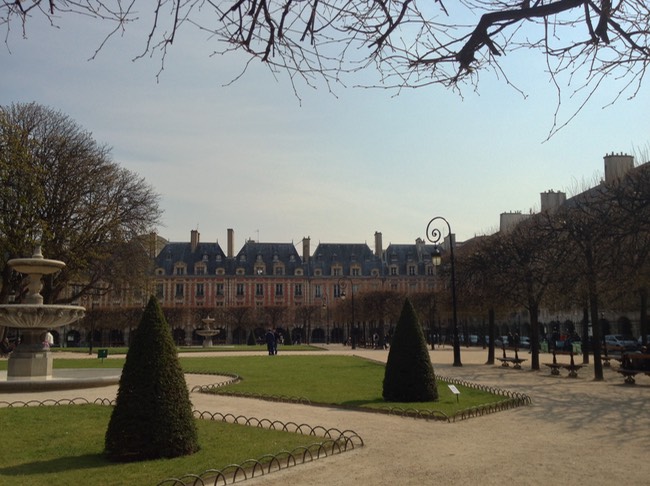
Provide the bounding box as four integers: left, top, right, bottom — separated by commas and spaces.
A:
308, 243, 380, 276
155, 241, 228, 275
233, 241, 302, 275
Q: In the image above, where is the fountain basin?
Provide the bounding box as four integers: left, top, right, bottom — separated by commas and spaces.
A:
8, 258, 66, 275
0, 304, 85, 328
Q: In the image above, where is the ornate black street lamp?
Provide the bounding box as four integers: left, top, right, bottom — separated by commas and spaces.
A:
322, 292, 330, 344
338, 276, 357, 349
427, 216, 462, 367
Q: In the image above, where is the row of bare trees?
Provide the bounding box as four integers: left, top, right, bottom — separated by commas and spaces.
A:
4, 2, 648, 132
452, 163, 650, 380
78, 289, 435, 345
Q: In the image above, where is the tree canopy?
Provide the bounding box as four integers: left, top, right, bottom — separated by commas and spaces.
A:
3, 1, 648, 125
0, 102, 162, 307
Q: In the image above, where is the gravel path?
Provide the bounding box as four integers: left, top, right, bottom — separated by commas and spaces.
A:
2, 346, 649, 485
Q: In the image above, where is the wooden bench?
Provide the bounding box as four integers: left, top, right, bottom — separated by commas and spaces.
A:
544, 350, 583, 378
601, 345, 625, 367
544, 362, 562, 375
496, 347, 527, 370
614, 353, 650, 384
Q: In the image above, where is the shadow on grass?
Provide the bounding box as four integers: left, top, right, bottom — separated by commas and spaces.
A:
0, 453, 106, 476
340, 398, 387, 407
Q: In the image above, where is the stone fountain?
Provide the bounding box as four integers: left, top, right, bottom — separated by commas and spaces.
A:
0, 245, 85, 381
196, 315, 219, 348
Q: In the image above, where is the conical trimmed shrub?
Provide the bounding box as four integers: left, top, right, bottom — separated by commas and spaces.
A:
382, 298, 438, 402
105, 296, 199, 462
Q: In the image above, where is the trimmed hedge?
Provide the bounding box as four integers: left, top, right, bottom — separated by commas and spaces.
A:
382, 298, 438, 402
105, 296, 199, 461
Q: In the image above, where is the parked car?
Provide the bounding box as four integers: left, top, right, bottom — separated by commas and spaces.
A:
605, 334, 638, 351
494, 336, 509, 348
638, 335, 650, 347
518, 336, 531, 349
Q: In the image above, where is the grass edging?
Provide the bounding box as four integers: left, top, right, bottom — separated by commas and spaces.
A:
190, 372, 532, 423
0, 397, 364, 486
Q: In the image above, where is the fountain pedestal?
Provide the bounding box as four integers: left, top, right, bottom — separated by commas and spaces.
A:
1, 246, 85, 381
196, 316, 219, 348
7, 337, 52, 379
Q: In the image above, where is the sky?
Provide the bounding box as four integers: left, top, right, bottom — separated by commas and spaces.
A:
2, 8, 649, 251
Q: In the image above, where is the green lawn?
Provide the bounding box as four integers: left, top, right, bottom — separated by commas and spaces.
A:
0, 405, 322, 486
48, 344, 323, 355
1, 354, 506, 414
180, 355, 505, 415
0, 354, 511, 485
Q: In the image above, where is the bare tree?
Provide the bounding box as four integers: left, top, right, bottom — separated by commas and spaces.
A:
0, 102, 162, 307
472, 218, 568, 370
3, 2, 648, 128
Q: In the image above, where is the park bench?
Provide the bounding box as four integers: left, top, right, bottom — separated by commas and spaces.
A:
601, 345, 625, 367
614, 353, 650, 385
496, 347, 527, 370
544, 350, 583, 378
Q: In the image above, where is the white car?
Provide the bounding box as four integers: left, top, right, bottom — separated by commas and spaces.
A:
605, 334, 638, 351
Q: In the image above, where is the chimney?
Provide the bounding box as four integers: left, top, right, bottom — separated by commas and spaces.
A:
302, 236, 311, 264
227, 228, 234, 258
374, 231, 383, 258
540, 190, 566, 213
190, 229, 200, 252
604, 153, 634, 184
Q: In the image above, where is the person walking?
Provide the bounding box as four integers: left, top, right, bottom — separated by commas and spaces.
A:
265, 329, 276, 356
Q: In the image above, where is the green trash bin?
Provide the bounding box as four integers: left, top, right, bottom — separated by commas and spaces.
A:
541, 341, 548, 353
572, 342, 582, 354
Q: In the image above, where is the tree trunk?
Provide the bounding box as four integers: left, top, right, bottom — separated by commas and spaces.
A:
581, 305, 590, 364
586, 247, 604, 380
486, 308, 495, 365
529, 302, 540, 370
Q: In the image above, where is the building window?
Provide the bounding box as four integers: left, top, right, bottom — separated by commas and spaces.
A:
216, 268, 225, 275
236, 283, 245, 296
351, 267, 361, 276
216, 283, 224, 296
371, 269, 379, 277
294, 283, 302, 296
256, 283, 264, 296
390, 266, 398, 276
275, 284, 283, 296
175, 283, 184, 297
196, 283, 204, 297
295, 268, 303, 276
334, 284, 342, 298
175, 266, 185, 275
196, 265, 206, 275
314, 269, 322, 276
427, 266, 434, 276
333, 267, 342, 276
155, 283, 164, 298
408, 265, 416, 276
314, 285, 322, 298
274, 265, 284, 276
